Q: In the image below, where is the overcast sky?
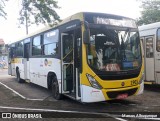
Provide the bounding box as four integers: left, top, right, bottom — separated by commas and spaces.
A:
0, 0, 141, 44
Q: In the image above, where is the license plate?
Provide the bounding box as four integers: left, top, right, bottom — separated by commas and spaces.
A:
116, 93, 128, 99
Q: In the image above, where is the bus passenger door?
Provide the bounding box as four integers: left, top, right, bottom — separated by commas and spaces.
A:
8, 48, 12, 75
9, 47, 16, 76
8, 60, 12, 75
145, 36, 155, 82
155, 51, 160, 84
155, 30, 160, 84
24, 43, 30, 80
61, 33, 75, 97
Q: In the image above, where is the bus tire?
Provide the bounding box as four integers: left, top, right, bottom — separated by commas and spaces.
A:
51, 76, 62, 100
16, 69, 24, 83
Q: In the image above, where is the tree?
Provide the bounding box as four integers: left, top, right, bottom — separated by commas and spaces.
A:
0, 0, 61, 34
0, 0, 7, 19
137, 0, 160, 26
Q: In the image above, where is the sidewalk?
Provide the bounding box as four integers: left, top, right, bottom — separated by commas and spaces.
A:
0, 69, 9, 77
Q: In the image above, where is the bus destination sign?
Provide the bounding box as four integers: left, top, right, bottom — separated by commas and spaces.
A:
84, 13, 136, 28
93, 17, 136, 28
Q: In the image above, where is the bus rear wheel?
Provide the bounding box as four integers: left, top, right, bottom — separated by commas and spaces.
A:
16, 69, 24, 83
51, 77, 62, 100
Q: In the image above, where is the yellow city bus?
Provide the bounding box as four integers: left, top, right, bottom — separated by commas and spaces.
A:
8, 12, 144, 102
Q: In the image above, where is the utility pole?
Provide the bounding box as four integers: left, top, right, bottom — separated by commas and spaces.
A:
25, 9, 28, 35
24, 0, 28, 35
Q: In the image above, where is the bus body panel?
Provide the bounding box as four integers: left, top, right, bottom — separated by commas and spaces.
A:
81, 85, 105, 103
23, 58, 30, 80
139, 23, 160, 84
8, 63, 11, 75
11, 62, 16, 76
136, 81, 144, 95
11, 58, 30, 80
29, 58, 61, 88
155, 55, 160, 84
145, 55, 154, 81
10, 58, 16, 76
15, 58, 25, 79
8, 55, 12, 75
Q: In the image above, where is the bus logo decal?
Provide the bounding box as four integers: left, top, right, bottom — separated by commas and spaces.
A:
44, 59, 52, 66
121, 82, 125, 86
44, 59, 48, 66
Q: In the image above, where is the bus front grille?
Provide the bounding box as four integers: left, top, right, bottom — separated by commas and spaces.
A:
107, 88, 138, 99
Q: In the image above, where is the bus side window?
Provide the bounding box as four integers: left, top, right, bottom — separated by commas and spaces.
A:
157, 28, 160, 52
10, 47, 15, 58
32, 35, 42, 56
43, 29, 59, 56
146, 37, 153, 58
63, 35, 73, 62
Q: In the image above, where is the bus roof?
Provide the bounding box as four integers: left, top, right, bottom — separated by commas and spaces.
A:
60, 12, 135, 25
139, 22, 160, 31
10, 12, 84, 44
10, 12, 135, 44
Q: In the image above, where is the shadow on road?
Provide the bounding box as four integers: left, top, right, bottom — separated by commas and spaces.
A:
144, 84, 160, 92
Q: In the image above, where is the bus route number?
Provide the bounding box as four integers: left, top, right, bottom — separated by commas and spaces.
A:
131, 80, 138, 86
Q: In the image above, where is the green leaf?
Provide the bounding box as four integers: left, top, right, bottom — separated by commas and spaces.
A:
137, 0, 160, 25
18, 0, 61, 32
0, 0, 7, 19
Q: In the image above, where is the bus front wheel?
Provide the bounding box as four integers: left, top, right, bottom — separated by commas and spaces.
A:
51, 77, 62, 100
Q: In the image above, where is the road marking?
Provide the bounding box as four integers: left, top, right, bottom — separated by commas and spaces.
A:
0, 105, 127, 120
0, 81, 142, 121
144, 118, 160, 120
0, 81, 43, 101
115, 118, 128, 121
0, 106, 159, 121
0, 106, 79, 112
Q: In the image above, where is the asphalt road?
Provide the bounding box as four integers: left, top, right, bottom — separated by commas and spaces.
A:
0, 69, 160, 121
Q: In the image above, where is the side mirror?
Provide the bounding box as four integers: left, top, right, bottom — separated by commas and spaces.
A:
83, 30, 90, 44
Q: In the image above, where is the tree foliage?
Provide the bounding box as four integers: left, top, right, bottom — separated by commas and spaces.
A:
137, 0, 160, 25
19, 0, 61, 27
0, 0, 7, 19
0, 0, 61, 27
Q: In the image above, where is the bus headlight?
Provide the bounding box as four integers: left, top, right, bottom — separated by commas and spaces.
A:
139, 72, 144, 84
86, 74, 102, 89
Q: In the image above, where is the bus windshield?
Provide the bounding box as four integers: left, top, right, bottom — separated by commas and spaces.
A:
87, 26, 142, 72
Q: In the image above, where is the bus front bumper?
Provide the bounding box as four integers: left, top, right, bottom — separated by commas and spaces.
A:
81, 82, 144, 103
